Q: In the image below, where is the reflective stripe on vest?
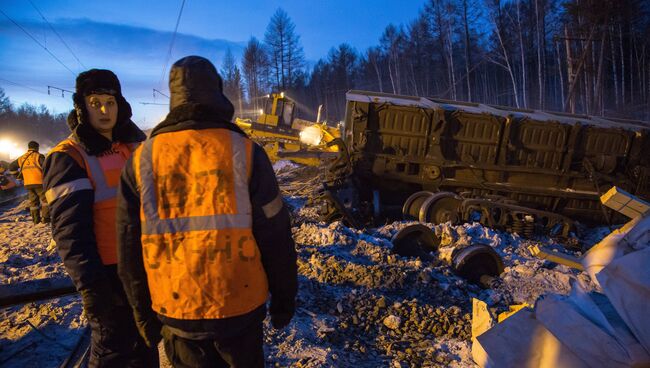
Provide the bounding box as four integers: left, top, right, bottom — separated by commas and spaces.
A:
18, 151, 43, 185
135, 128, 269, 320
74, 145, 117, 203
138, 130, 252, 234
45, 178, 93, 203
50, 137, 137, 265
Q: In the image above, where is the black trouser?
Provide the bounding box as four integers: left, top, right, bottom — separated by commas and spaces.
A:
162, 323, 264, 368
26, 185, 49, 223
84, 268, 159, 368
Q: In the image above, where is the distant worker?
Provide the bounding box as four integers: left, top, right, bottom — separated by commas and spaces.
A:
117, 55, 298, 368
9, 141, 49, 223
42, 69, 158, 367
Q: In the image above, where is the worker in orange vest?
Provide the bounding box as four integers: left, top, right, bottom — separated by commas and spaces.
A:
9, 141, 49, 223
43, 69, 158, 367
117, 56, 297, 367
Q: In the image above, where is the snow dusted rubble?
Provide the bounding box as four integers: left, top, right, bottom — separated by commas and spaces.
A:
269, 162, 604, 367
268, 213, 599, 366
0, 162, 609, 367
431, 221, 596, 306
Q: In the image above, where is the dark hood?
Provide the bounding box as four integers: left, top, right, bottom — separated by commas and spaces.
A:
168, 56, 234, 122
150, 103, 245, 138
67, 109, 146, 155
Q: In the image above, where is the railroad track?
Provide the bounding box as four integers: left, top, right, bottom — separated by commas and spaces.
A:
59, 327, 90, 368
0, 277, 90, 367
0, 190, 27, 207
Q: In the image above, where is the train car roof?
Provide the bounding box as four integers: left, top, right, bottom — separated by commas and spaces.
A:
346, 90, 650, 131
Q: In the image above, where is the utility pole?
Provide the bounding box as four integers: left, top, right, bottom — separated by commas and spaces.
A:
558, 26, 599, 114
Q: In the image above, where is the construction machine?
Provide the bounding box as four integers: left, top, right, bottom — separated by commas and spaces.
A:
235, 92, 341, 166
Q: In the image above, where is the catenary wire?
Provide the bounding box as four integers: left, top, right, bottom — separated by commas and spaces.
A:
158, 0, 187, 88
0, 77, 49, 95
0, 9, 76, 76
28, 0, 87, 70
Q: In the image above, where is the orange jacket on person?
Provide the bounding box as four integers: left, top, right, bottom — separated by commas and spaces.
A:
44, 110, 146, 291
14, 149, 44, 186
47, 137, 139, 265
131, 128, 269, 319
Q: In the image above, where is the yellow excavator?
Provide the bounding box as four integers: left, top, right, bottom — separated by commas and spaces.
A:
235, 93, 341, 166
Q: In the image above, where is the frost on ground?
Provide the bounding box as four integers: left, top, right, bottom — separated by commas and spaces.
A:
0, 195, 84, 367
0, 163, 609, 367
0, 198, 66, 285
0, 295, 85, 368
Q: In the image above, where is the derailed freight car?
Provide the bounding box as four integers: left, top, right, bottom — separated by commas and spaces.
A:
322, 90, 650, 237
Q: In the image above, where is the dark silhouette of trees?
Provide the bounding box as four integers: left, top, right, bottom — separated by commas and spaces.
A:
236, 1, 650, 123
221, 48, 245, 117
0, 87, 68, 152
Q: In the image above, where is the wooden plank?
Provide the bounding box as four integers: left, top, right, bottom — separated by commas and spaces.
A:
528, 244, 584, 271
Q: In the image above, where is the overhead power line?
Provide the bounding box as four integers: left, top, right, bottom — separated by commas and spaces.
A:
0, 77, 49, 95
139, 102, 169, 106
0, 9, 76, 76
153, 89, 169, 99
28, 0, 86, 70
158, 0, 187, 87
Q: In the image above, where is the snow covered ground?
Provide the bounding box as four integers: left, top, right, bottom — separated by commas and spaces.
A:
0, 196, 85, 367
0, 164, 608, 367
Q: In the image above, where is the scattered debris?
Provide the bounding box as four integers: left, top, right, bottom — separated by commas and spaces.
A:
472, 188, 650, 367
0, 162, 621, 367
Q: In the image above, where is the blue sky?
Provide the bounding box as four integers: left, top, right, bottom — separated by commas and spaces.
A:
0, 0, 428, 129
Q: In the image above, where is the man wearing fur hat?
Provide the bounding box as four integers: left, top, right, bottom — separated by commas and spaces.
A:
43, 69, 158, 367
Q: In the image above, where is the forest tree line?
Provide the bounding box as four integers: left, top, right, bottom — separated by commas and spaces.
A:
0, 87, 68, 155
223, 0, 650, 123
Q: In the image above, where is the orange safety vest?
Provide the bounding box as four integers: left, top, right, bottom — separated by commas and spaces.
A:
132, 128, 269, 320
18, 150, 43, 185
49, 137, 138, 265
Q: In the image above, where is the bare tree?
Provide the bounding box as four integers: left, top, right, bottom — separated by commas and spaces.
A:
263, 8, 305, 91
366, 47, 384, 93
486, 0, 520, 107
221, 49, 245, 117
242, 37, 270, 113
461, 0, 473, 101
380, 24, 405, 94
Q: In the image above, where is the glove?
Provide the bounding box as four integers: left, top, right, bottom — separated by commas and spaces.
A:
80, 279, 113, 322
270, 297, 295, 330
133, 311, 162, 348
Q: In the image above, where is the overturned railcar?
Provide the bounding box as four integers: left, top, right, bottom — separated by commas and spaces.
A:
323, 90, 650, 235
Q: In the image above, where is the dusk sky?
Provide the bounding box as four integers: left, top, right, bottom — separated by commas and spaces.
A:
1, 0, 428, 129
